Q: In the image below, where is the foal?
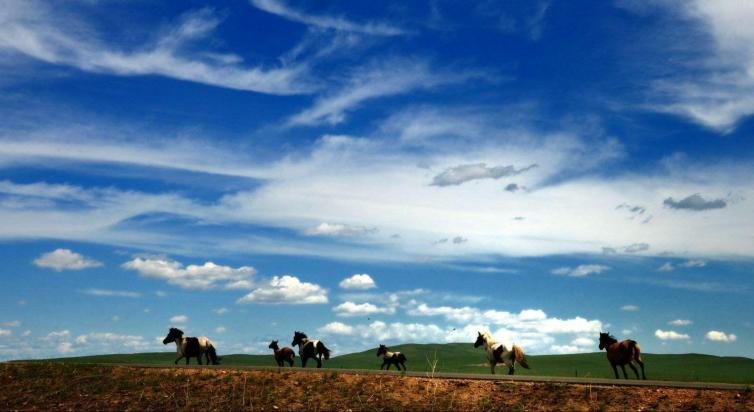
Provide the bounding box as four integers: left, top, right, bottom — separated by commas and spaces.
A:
599, 332, 646, 379
376, 344, 407, 371
292, 331, 330, 368
269, 340, 296, 367
474, 331, 530, 375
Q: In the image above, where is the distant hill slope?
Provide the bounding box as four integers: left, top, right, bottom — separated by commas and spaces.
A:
20, 343, 754, 384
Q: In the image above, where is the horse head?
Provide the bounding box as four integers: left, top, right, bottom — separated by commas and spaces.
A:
473, 331, 485, 348
269, 340, 278, 349
162, 327, 184, 345
598, 331, 614, 350
376, 344, 387, 357
291, 331, 307, 347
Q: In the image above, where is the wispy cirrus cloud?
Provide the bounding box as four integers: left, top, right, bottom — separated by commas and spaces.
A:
0, 1, 313, 95
286, 59, 481, 126
81, 288, 142, 298
551, 264, 610, 277
250, 0, 406, 36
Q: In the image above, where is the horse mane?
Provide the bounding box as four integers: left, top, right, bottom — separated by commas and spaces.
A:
479, 331, 495, 343
295, 331, 308, 338
171, 327, 184, 335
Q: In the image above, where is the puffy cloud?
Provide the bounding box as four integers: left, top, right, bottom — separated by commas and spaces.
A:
82, 288, 141, 298
654, 329, 690, 340
668, 319, 692, 326
705, 330, 736, 342
664, 194, 726, 211
122, 257, 256, 290
213, 308, 229, 315
304, 222, 376, 237
318, 321, 354, 335
0, 329, 11, 337
333, 301, 393, 317
1, 320, 21, 327
339, 274, 377, 290
33, 248, 102, 271
170, 315, 188, 324
237, 275, 328, 304
57, 342, 73, 354
621, 305, 639, 312
431, 163, 537, 187
215, 326, 226, 334
551, 264, 610, 277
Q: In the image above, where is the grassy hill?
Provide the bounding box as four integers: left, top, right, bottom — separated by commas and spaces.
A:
20, 343, 754, 384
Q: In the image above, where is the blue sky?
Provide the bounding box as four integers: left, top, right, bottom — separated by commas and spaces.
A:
1, 0, 753, 360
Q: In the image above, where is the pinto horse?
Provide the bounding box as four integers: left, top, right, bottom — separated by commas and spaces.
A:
599, 332, 646, 379
269, 340, 296, 367
162, 328, 220, 365
474, 331, 530, 375
376, 344, 407, 371
292, 331, 330, 368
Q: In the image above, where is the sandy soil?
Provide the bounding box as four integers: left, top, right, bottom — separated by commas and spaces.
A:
1, 363, 752, 411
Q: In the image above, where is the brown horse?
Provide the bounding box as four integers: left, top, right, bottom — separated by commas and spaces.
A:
598, 332, 646, 379
269, 340, 295, 367
376, 344, 407, 371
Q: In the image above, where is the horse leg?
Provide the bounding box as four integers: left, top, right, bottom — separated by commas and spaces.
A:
628, 362, 640, 379
401, 361, 406, 371
490, 362, 496, 375
185, 356, 190, 365
315, 355, 322, 369
197, 355, 202, 365
637, 358, 646, 380
301, 356, 308, 368
175, 355, 183, 365
380, 360, 386, 370
508, 364, 515, 375
611, 364, 619, 379
620, 365, 629, 379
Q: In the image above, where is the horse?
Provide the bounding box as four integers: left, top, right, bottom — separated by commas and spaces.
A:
474, 331, 530, 375
599, 332, 646, 380
162, 328, 220, 365
376, 344, 407, 371
269, 340, 296, 367
291, 331, 330, 368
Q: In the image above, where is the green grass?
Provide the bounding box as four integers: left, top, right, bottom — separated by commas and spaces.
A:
17, 343, 754, 384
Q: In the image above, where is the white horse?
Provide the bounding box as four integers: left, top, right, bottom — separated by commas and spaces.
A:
474, 331, 529, 375
162, 328, 220, 365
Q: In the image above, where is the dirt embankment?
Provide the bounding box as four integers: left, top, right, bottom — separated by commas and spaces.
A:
1, 363, 752, 411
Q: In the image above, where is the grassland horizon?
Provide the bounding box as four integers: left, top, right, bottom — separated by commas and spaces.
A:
15, 343, 754, 384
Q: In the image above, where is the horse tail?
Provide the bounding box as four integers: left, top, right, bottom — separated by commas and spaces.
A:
208, 344, 220, 365
317, 341, 330, 360
629, 340, 642, 362
512, 344, 530, 369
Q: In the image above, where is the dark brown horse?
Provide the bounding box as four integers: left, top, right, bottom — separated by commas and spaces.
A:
376, 344, 407, 371
269, 340, 295, 367
599, 332, 646, 379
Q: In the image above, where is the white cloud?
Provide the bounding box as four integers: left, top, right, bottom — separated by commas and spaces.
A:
214, 308, 229, 315
122, 257, 256, 290
668, 319, 692, 326
250, 0, 405, 36
33, 248, 102, 271
0, 2, 312, 95
287, 59, 477, 126
22, 330, 31, 337
654, 329, 690, 340
237, 275, 328, 304
705, 330, 736, 342
621, 305, 639, 312
74, 332, 154, 351
57, 342, 73, 354
304, 222, 376, 237
1, 320, 21, 327
658, 262, 675, 272
82, 288, 141, 298
215, 326, 226, 334
0, 329, 11, 337
170, 315, 188, 324
681, 259, 707, 268
333, 301, 394, 317
339, 274, 377, 289
318, 321, 354, 335
551, 264, 610, 277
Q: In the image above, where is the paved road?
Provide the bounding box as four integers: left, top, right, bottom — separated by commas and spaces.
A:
21, 362, 748, 391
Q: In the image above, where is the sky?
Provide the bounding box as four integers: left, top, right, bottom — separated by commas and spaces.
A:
1, 0, 753, 360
